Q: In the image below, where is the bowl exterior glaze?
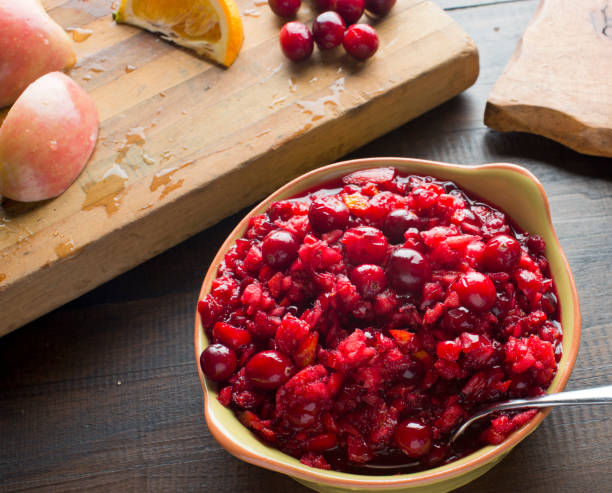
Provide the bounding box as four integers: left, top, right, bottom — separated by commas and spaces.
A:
194, 158, 580, 493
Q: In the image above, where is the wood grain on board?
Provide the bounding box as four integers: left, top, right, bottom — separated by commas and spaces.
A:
485, 0, 612, 157
0, 0, 479, 335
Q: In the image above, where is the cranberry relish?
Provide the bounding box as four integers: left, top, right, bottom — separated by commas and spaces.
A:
198, 167, 562, 473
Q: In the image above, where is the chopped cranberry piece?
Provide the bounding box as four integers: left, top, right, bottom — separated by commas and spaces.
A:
279, 22, 314, 62
365, 0, 396, 17
262, 229, 299, 269
395, 420, 432, 458
388, 248, 431, 293
312, 11, 346, 50
200, 344, 237, 382
383, 209, 420, 243
309, 195, 350, 232
351, 264, 386, 298
213, 322, 252, 349
246, 350, 294, 389
334, 0, 364, 25
343, 24, 379, 60
483, 234, 522, 272
454, 272, 497, 312
342, 167, 396, 186
342, 226, 389, 264
269, 0, 301, 17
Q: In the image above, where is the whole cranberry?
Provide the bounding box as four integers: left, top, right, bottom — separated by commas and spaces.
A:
334, 0, 364, 25
280, 22, 314, 62
388, 248, 431, 293
383, 209, 420, 243
365, 0, 396, 17
262, 229, 299, 269
312, 11, 346, 50
200, 344, 237, 382
395, 419, 432, 458
351, 264, 386, 298
454, 271, 497, 312
246, 350, 293, 390
483, 234, 522, 272
342, 226, 389, 264
309, 195, 350, 232
269, 0, 301, 16
343, 24, 378, 60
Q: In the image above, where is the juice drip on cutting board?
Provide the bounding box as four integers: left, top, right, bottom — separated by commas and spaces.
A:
55, 240, 75, 259
150, 161, 193, 200
296, 77, 345, 122
82, 164, 128, 215
65, 27, 94, 42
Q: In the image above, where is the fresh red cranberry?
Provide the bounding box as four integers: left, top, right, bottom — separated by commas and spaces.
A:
279, 22, 314, 62
383, 209, 420, 243
351, 264, 386, 298
312, 11, 346, 50
454, 271, 497, 312
343, 24, 378, 60
334, 0, 364, 25
364, 0, 395, 16
342, 226, 389, 264
268, 0, 301, 17
395, 419, 432, 458
388, 248, 431, 293
483, 234, 522, 272
309, 195, 350, 232
262, 229, 299, 268
200, 344, 237, 382
246, 350, 294, 390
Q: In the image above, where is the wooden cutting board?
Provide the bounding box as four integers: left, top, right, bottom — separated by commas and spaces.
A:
485, 0, 612, 157
0, 0, 478, 335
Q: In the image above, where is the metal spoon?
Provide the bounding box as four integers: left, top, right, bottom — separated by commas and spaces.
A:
451, 384, 612, 443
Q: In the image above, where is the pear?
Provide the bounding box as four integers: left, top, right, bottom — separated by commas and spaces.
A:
0, 0, 77, 108
0, 72, 99, 202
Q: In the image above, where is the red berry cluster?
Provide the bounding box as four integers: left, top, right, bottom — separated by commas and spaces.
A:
271, 0, 397, 62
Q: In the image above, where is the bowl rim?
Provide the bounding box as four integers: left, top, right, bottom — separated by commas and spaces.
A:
194, 157, 581, 488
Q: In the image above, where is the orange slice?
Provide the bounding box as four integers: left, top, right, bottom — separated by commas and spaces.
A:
113, 0, 244, 67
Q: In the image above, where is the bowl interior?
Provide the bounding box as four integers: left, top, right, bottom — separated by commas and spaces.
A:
195, 158, 580, 489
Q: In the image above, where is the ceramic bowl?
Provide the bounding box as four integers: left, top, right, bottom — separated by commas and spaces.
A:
194, 158, 580, 493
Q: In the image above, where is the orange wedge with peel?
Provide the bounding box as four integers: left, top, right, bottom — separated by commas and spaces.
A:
113, 0, 243, 67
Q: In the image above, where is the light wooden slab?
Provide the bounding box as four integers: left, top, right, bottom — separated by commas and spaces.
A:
485, 0, 612, 157
0, 0, 478, 335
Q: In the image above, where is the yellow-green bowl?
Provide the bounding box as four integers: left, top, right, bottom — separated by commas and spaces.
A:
194, 158, 580, 493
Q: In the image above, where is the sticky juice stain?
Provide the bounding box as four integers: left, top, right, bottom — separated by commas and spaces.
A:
55, 240, 75, 259
82, 164, 128, 215
65, 27, 93, 42
150, 161, 193, 199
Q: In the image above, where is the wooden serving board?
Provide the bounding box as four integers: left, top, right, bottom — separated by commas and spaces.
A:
0, 0, 478, 335
485, 0, 612, 157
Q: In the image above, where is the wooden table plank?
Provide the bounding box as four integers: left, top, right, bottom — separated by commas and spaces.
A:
1, 1, 611, 492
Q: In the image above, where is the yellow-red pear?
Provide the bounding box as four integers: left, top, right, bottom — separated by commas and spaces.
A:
0, 72, 99, 202
0, 0, 76, 108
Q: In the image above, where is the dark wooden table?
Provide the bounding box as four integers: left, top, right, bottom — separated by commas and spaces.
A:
1, 1, 611, 491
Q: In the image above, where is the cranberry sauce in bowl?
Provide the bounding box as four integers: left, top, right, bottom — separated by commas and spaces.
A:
197, 166, 562, 474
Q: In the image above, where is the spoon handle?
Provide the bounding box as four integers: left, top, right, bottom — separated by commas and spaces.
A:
492, 384, 612, 411
451, 385, 612, 442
